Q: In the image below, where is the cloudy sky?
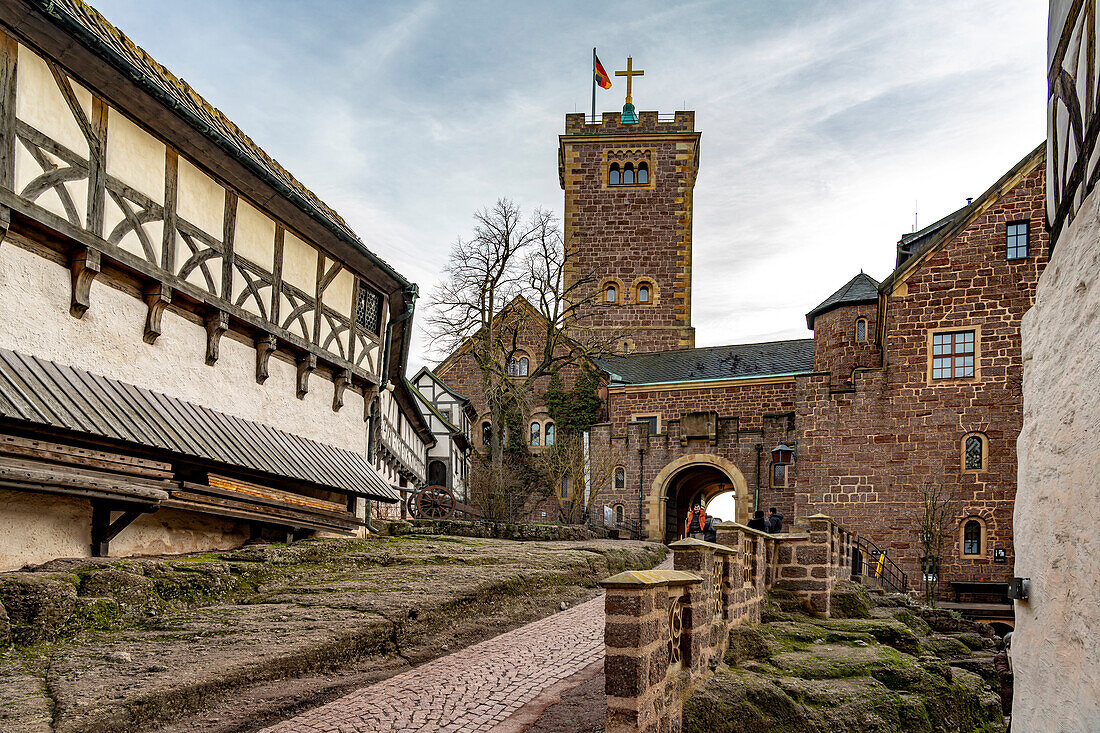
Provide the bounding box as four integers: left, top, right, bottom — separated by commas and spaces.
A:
92, 0, 1046, 371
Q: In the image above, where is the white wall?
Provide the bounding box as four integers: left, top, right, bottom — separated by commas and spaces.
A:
1014, 185, 1100, 730
0, 244, 366, 454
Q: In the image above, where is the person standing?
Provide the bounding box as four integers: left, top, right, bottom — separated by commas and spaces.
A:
747, 509, 768, 531
766, 508, 785, 534
687, 502, 707, 540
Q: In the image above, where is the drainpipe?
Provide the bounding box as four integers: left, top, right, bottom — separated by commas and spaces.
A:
637, 447, 646, 540
365, 498, 378, 534
754, 443, 762, 514
380, 285, 419, 387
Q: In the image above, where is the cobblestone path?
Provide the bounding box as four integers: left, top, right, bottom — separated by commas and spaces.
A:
259, 594, 607, 733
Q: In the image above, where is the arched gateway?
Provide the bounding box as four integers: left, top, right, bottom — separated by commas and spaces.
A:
646, 455, 750, 543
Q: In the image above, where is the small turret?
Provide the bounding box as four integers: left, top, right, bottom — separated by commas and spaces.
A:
806, 273, 882, 385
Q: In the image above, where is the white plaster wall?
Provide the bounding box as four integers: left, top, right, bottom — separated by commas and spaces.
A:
15, 44, 90, 159
105, 107, 165, 204
324, 267, 354, 317
282, 231, 317, 293
0, 489, 88, 570
233, 198, 275, 272
176, 156, 224, 240
0, 244, 366, 454
0, 489, 248, 571
1014, 185, 1100, 731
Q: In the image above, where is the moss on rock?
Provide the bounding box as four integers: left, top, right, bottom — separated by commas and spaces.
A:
828, 581, 873, 619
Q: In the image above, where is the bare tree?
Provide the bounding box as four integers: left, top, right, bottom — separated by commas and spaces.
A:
425, 199, 620, 515
535, 431, 624, 524
917, 482, 958, 607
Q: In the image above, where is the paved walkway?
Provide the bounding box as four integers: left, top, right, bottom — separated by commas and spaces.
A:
259, 595, 607, 733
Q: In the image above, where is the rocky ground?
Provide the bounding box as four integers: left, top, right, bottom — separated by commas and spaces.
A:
682, 581, 1009, 733
0, 534, 665, 733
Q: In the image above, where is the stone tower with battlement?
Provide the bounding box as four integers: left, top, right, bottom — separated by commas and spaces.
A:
558, 110, 700, 354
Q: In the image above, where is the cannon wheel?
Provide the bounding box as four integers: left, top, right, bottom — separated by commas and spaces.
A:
405, 491, 419, 518
415, 485, 455, 519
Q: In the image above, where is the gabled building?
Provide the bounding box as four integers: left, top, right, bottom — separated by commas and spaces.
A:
0, 0, 423, 568
410, 367, 474, 501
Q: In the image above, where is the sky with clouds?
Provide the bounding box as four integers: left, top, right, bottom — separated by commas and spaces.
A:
91, 0, 1047, 372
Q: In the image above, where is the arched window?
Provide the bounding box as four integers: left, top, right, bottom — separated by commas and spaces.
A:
529, 422, 541, 446
638, 284, 650, 303
856, 318, 867, 342
962, 433, 986, 471
560, 475, 569, 498
609, 163, 620, 186
614, 466, 625, 489
544, 422, 555, 446
519, 356, 529, 376
637, 162, 649, 184
428, 460, 447, 486
605, 284, 617, 303
963, 519, 982, 555
481, 422, 491, 446
623, 163, 635, 185
615, 504, 625, 524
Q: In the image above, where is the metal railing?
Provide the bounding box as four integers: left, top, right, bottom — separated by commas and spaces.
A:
853, 535, 908, 595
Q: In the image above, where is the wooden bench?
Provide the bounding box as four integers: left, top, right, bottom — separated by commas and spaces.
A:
950, 581, 1009, 603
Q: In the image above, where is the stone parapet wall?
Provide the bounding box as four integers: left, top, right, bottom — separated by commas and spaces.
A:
602, 516, 854, 732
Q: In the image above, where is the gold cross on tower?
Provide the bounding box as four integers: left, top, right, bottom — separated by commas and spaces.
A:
615, 57, 644, 105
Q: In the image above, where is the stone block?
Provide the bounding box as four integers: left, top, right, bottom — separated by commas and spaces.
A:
606, 652, 652, 698
607, 617, 661, 648
607, 591, 654, 618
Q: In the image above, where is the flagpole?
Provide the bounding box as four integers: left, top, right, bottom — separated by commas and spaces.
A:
591, 47, 596, 124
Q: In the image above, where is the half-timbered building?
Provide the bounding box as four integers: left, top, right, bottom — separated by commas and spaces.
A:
0, 0, 421, 569
411, 367, 473, 503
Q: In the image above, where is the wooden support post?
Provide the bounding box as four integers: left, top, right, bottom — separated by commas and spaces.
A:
296, 353, 317, 399
143, 283, 171, 344
0, 204, 9, 247
332, 368, 349, 411
204, 311, 229, 365
0, 31, 16, 192
255, 335, 277, 384
91, 502, 144, 557
69, 247, 101, 318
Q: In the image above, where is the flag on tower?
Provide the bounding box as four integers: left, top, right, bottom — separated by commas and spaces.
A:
594, 53, 612, 89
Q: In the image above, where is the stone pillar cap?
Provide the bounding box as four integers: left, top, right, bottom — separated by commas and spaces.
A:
601, 569, 703, 589
668, 537, 738, 555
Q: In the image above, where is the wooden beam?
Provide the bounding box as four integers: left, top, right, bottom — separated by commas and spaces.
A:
86, 97, 108, 238
142, 283, 171, 344
221, 190, 237, 302
204, 310, 228, 366
91, 502, 146, 557
0, 30, 16, 192
69, 246, 101, 318
255, 334, 276, 384
161, 148, 178, 272
0, 203, 9, 246
332, 368, 349, 412
296, 353, 317, 399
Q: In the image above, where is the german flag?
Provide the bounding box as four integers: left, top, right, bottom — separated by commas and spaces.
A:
594, 53, 612, 90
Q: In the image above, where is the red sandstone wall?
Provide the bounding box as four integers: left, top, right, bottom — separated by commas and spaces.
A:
560, 112, 698, 353
795, 163, 1048, 593
812, 303, 880, 384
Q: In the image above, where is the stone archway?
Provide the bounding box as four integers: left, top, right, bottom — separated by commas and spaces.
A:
645, 454, 750, 542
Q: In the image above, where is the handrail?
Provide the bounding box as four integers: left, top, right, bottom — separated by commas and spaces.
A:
853, 534, 908, 595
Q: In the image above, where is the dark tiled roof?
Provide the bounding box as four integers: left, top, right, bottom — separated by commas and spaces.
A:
805, 273, 880, 329
595, 340, 815, 386
31, 0, 409, 288
896, 206, 968, 268
0, 348, 399, 502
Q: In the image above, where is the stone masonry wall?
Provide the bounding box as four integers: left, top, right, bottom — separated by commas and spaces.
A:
560, 111, 699, 353
811, 302, 880, 386
795, 162, 1047, 594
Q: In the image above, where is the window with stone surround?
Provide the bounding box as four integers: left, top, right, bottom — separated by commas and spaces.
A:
931, 330, 976, 380
529, 422, 541, 446
481, 421, 491, 446
856, 318, 868, 342
961, 432, 987, 472
607, 155, 652, 187
600, 278, 623, 305
508, 354, 529, 377
632, 278, 657, 306
615, 504, 625, 524
1006, 221, 1029, 260
634, 415, 659, 435
961, 517, 985, 556
771, 463, 788, 488
614, 466, 625, 488
545, 422, 555, 446
609, 163, 620, 185
560, 475, 569, 499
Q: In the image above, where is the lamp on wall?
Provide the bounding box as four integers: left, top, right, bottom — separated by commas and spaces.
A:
771, 443, 794, 465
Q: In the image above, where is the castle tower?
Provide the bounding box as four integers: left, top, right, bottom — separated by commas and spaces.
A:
559, 69, 699, 354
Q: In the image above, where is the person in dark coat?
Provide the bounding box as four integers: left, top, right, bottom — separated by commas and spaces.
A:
747, 509, 767, 531
766, 508, 784, 534
703, 514, 717, 543
687, 502, 707, 540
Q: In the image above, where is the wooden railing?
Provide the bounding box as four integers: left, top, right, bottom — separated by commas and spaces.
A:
379, 415, 425, 480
